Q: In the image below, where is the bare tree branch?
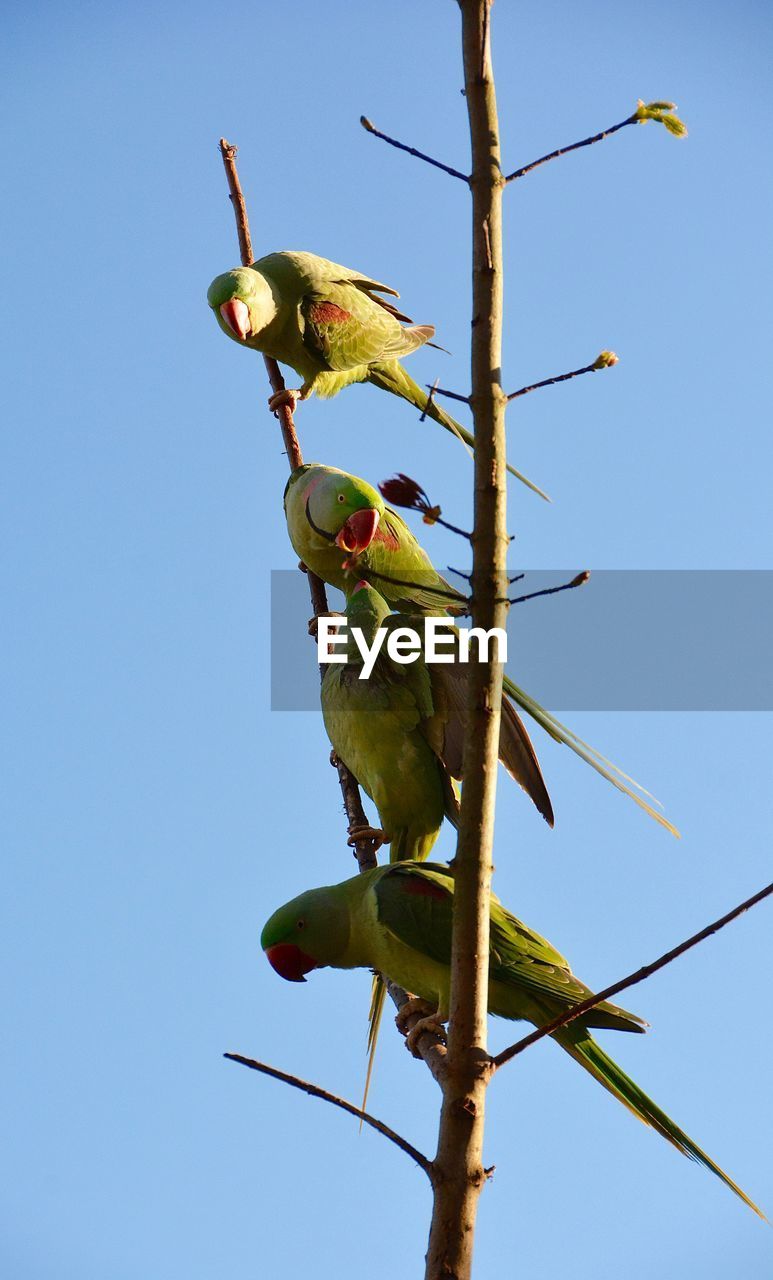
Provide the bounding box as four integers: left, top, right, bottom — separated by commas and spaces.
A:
504, 114, 638, 184
506, 352, 618, 402
218, 138, 375, 847
493, 878, 773, 1071
217, 138, 445, 1087
224, 1053, 433, 1175
360, 115, 469, 182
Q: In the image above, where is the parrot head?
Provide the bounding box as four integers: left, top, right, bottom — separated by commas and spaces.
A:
346, 580, 392, 638
261, 886, 351, 982
207, 267, 278, 344
287, 465, 385, 566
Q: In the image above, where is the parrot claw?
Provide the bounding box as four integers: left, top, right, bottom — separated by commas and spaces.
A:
346, 823, 386, 851
396, 999, 447, 1057
268, 388, 301, 415
404, 1012, 448, 1059
308, 610, 344, 638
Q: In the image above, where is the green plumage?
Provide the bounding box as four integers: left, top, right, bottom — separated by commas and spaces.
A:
261, 862, 763, 1219
206, 250, 547, 497
321, 585, 457, 863
285, 462, 678, 835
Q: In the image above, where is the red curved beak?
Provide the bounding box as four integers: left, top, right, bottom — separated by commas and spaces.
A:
335, 508, 380, 559
220, 298, 250, 340
264, 943, 316, 983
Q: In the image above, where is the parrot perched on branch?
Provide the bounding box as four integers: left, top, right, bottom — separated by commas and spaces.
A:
321, 580, 552, 847
261, 861, 763, 1218
206, 250, 547, 499
284, 463, 678, 836
320, 578, 552, 1108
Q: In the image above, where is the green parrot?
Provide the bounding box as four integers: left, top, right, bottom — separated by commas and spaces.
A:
320, 579, 553, 1108
321, 580, 553, 853
261, 861, 762, 1218
206, 250, 548, 500
285, 463, 678, 836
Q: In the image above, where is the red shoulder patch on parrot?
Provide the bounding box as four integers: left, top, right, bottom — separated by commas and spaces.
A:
402, 876, 447, 901
372, 522, 401, 551
302, 474, 323, 506
307, 302, 352, 324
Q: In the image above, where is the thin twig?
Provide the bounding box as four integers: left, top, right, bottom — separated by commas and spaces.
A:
502, 570, 589, 606
493, 878, 773, 1071
506, 356, 617, 402
224, 1053, 433, 1176
420, 378, 439, 424
427, 384, 471, 406
360, 116, 469, 183
504, 114, 637, 183
432, 516, 472, 540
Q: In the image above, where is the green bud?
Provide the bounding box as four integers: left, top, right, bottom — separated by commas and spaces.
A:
661, 113, 688, 138
632, 99, 688, 137
593, 351, 619, 370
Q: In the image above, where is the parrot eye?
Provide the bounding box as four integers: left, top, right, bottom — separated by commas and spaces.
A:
337, 493, 346, 504
296, 919, 305, 930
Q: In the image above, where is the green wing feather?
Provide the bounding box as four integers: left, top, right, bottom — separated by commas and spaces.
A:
300, 285, 433, 370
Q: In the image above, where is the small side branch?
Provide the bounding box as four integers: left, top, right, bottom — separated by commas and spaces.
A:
224, 1053, 433, 1176
493, 878, 773, 1072
507, 352, 618, 402
505, 116, 636, 184
503, 569, 590, 607
360, 116, 469, 183
504, 100, 686, 185
427, 384, 471, 406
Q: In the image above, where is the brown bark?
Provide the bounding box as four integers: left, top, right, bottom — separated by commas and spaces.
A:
424, 4, 507, 1276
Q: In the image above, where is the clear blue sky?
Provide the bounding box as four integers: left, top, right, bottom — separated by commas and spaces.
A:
2, 1, 772, 1276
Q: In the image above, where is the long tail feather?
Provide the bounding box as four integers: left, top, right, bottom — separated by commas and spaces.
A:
556, 1025, 765, 1218
500, 698, 554, 826
360, 972, 388, 1121
368, 361, 551, 501
503, 674, 680, 837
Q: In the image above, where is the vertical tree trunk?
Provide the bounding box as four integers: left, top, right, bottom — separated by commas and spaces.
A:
424, 3, 508, 1276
